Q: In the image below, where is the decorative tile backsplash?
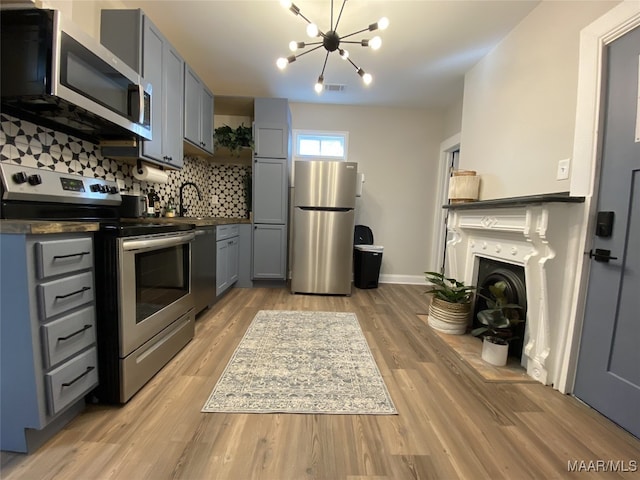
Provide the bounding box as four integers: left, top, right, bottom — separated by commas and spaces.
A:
0, 113, 250, 218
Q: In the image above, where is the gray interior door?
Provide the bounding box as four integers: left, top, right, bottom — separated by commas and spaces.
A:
574, 26, 640, 438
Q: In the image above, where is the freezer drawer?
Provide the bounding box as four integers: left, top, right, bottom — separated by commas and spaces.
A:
291, 208, 355, 295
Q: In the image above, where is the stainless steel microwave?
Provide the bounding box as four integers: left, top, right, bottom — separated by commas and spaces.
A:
0, 9, 152, 142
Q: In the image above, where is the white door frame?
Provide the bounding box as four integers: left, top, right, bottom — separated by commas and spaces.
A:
558, 0, 640, 394
431, 133, 461, 274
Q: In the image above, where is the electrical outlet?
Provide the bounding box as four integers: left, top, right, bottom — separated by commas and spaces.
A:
211, 194, 219, 205
132, 183, 141, 195
557, 159, 570, 180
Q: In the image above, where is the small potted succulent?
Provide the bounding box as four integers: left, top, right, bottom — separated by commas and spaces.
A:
471, 280, 523, 366
424, 271, 476, 335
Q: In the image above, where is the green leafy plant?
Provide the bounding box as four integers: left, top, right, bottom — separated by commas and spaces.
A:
214, 124, 254, 156
471, 280, 523, 344
424, 271, 475, 304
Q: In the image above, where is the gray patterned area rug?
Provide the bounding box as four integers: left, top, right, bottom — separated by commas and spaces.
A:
202, 310, 397, 414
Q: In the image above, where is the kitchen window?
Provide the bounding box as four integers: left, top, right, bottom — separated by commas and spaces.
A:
293, 130, 348, 160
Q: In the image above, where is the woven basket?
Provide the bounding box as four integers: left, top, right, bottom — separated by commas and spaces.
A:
427, 297, 471, 335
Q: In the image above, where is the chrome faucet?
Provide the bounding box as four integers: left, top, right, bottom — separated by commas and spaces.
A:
179, 182, 202, 217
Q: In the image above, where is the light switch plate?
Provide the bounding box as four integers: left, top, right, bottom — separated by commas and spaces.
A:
211, 194, 219, 205
557, 159, 570, 180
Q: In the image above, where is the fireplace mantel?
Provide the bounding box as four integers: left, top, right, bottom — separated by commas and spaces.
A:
444, 192, 584, 210
446, 201, 584, 388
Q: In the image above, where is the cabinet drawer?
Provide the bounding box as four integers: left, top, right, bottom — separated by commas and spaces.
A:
38, 272, 94, 320
36, 237, 93, 279
45, 347, 98, 415
217, 224, 239, 241
41, 307, 96, 368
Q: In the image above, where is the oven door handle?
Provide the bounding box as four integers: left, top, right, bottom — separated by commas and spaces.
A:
122, 232, 195, 252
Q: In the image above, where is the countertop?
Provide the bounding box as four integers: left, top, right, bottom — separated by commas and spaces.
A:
0, 217, 249, 235
0, 220, 101, 235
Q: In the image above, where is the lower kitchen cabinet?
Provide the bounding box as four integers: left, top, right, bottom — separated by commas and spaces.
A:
0, 233, 99, 453
216, 224, 239, 297
252, 224, 287, 280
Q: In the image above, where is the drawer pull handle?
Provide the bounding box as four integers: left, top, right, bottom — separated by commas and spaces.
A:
53, 251, 90, 260
57, 324, 93, 342
61, 366, 95, 388
55, 286, 91, 300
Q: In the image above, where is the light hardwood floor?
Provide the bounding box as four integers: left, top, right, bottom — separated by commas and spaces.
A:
2, 285, 639, 479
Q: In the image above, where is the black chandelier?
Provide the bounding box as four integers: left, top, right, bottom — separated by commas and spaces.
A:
277, 0, 388, 93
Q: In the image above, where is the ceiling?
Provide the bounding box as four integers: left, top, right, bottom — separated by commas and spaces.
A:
121, 0, 540, 110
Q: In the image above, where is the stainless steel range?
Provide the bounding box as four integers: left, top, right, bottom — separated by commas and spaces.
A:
0, 163, 195, 403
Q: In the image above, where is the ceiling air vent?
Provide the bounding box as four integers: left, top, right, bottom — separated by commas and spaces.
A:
324, 84, 346, 92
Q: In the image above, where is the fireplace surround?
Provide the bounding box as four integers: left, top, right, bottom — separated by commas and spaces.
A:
445, 194, 584, 387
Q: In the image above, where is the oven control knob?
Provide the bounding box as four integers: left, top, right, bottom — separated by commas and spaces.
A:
90, 184, 101, 192
109, 186, 118, 194
27, 174, 42, 186
12, 171, 28, 184
100, 185, 109, 193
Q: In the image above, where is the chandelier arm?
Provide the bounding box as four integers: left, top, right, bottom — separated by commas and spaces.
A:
294, 44, 325, 59
345, 56, 360, 71
320, 50, 330, 77
334, 0, 347, 32
330, 0, 334, 31
340, 40, 367, 45
340, 27, 370, 40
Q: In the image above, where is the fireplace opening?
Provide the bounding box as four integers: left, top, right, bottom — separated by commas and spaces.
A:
473, 258, 527, 359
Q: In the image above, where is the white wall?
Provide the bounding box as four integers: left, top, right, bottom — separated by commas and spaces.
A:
442, 98, 463, 140
290, 103, 443, 283
42, 0, 126, 37
459, 1, 618, 200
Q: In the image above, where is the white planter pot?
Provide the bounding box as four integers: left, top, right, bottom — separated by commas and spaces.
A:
481, 337, 509, 366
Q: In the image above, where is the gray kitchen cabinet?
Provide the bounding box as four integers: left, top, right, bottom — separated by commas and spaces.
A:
216, 225, 239, 297
253, 158, 288, 224
235, 224, 253, 288
252, 224, 287, 280
100, 9, 184, 169
252, 97, 290, 280
0, 233, 98, 453
184, 65, 214, 155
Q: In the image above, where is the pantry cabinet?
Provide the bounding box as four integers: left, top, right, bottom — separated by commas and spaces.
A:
252, 97, 290, 280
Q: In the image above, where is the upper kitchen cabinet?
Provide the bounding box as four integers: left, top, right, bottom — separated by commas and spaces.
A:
100, 9, 184, 169
184, 65, 214, 156
253, 98, 291, 159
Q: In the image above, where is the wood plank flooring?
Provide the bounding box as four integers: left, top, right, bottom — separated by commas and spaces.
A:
2, 285, 639, 479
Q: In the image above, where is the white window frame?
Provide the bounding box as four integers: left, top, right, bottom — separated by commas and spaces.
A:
292, 129, 349, 161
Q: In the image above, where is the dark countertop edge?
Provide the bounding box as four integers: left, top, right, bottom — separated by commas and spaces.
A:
120, 217, 251, 227
443, 192, 585, 210
0, 220, 101, 235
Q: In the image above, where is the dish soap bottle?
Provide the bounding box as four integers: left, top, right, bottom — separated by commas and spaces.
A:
165, 197, 176, 218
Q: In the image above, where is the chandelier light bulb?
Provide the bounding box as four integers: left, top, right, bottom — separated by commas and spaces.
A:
280, 0, 291, 8
276, 57, 288, 70
363, 73, 372, 85
339, 48, 349, 60
306, 23, 319, 37
378, 17, 389, 30
289, 41, 298, 52
369, 36, 382, 50
314, 75, 324, 94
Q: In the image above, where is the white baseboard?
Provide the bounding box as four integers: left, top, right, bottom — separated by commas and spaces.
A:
379, 274, 426, 285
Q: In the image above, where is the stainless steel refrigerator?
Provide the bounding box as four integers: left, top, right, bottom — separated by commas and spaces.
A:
291, 160, 358, 295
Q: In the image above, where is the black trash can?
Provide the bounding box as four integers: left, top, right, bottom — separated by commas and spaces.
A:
353, 225, 383, 289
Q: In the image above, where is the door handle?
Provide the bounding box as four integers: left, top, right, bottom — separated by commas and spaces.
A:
588, 249, 618, 263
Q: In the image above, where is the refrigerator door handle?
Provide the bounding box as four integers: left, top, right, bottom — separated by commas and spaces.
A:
297, 206, 353, 212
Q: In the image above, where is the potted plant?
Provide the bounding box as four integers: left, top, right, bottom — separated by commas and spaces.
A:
214, 124, 254, 156
471, 280, 523, 366
424, 271, 476, 335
